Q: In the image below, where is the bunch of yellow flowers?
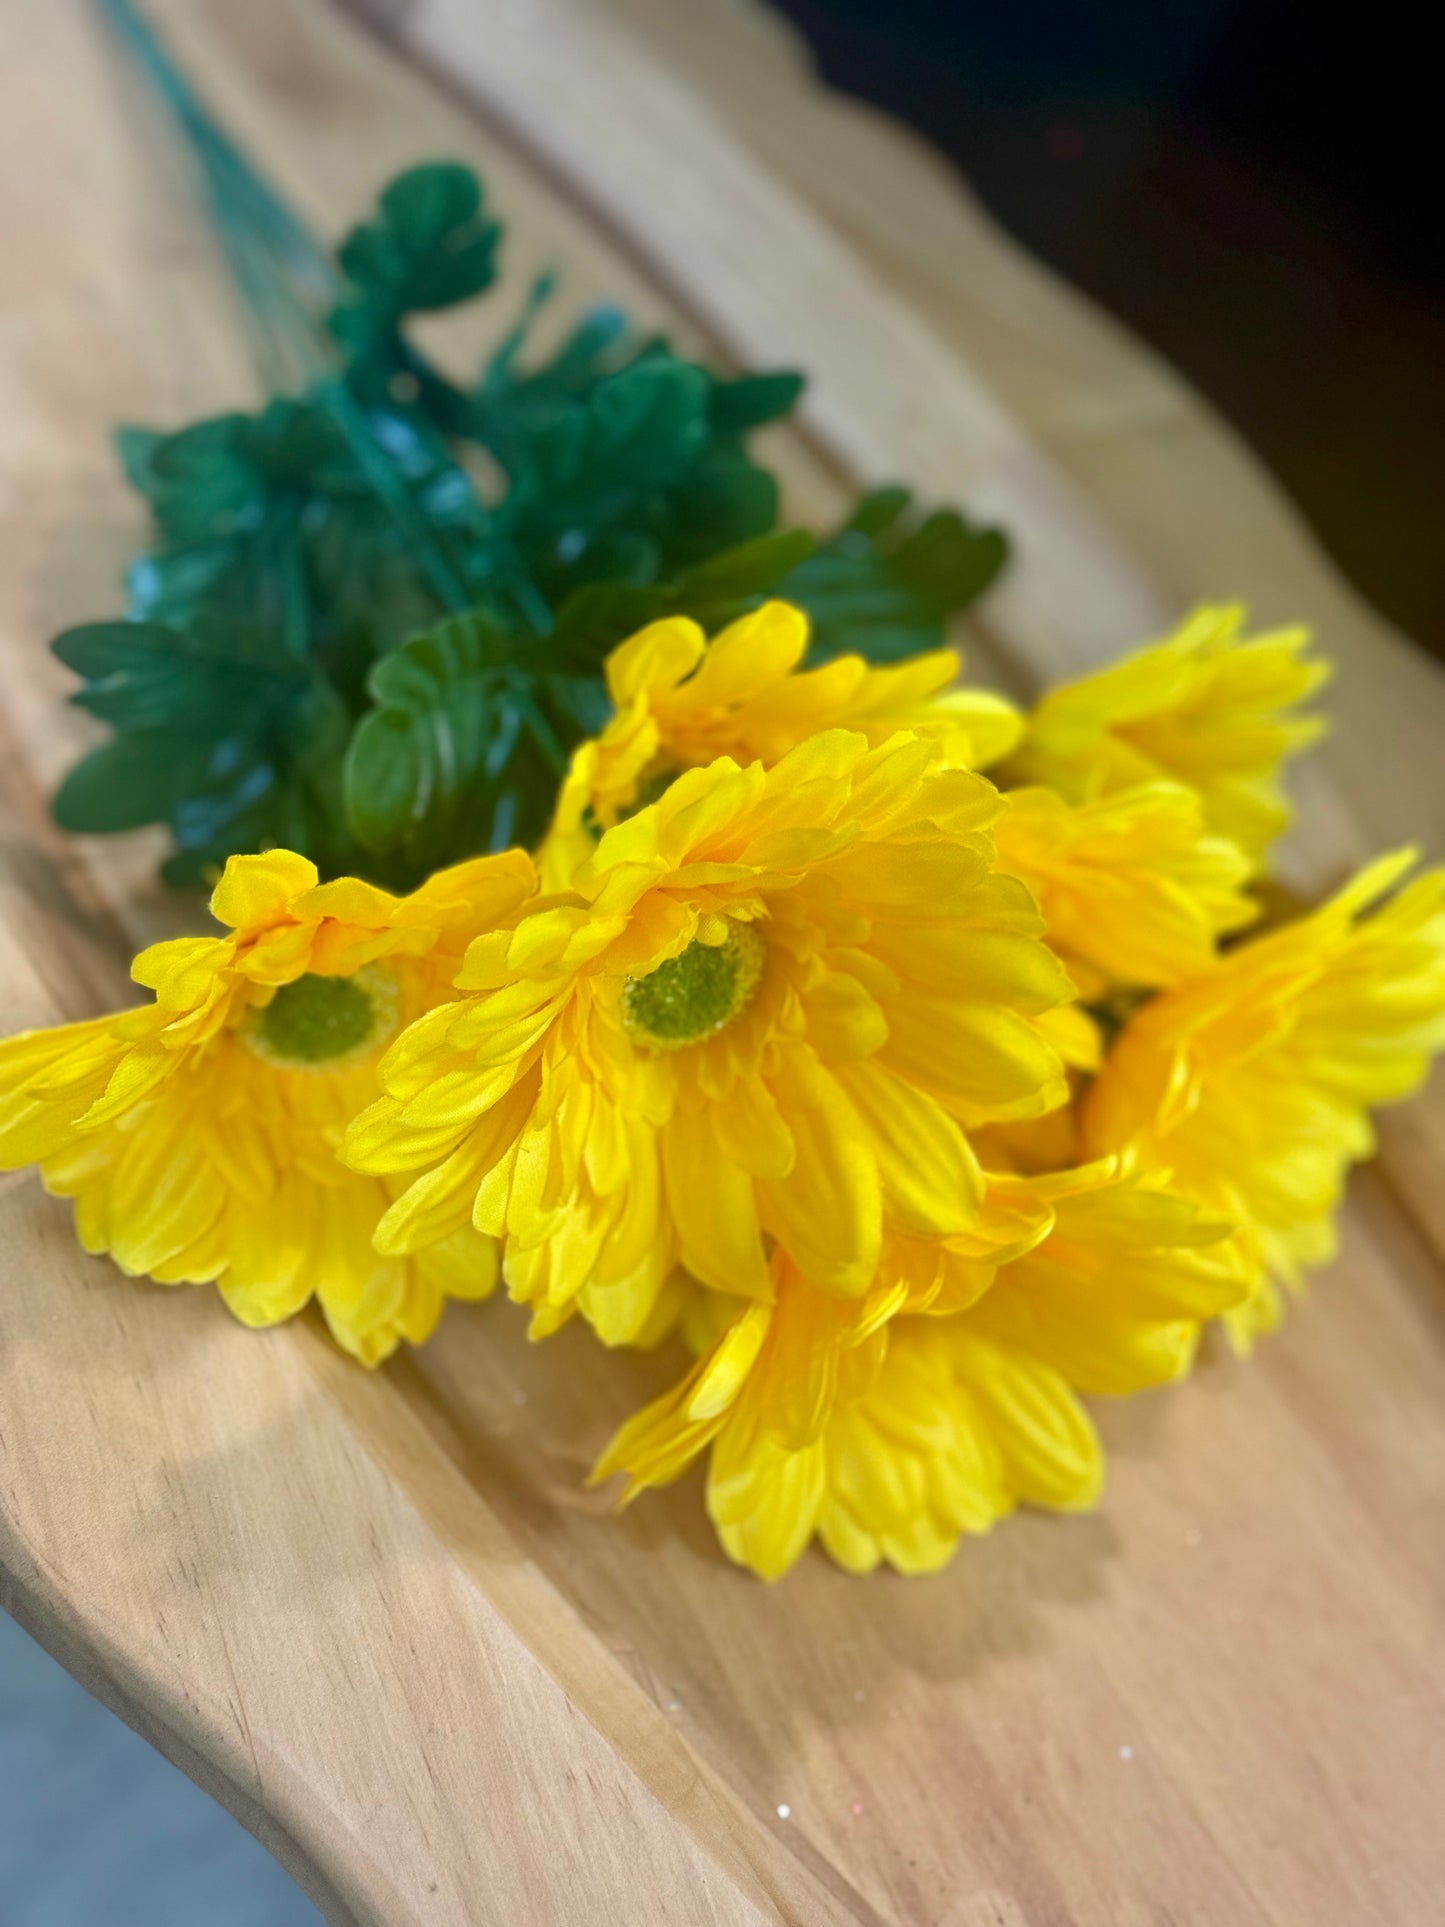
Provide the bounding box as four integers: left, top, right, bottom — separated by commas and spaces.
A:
5, 601, 1444, 1580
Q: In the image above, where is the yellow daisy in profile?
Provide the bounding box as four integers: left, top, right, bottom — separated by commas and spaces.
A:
593, 1161, 1243, 1580
538, 599, 1021, 887
0, 849, 530, 1364
345, 728, 1073, 1345
1004, 604, 1327, 862
1083, 850, 1445, 1345
995, 782, 1256, 1000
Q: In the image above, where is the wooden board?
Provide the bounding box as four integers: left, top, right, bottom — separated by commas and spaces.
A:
2, 2, 1444, 1922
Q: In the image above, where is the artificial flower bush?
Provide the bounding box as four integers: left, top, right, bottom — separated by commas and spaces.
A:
6, 595, 1444, 1579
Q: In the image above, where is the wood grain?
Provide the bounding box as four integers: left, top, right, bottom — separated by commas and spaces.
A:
2, 2, 1443, 1923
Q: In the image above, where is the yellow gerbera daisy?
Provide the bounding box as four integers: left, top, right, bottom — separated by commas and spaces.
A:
0, 849, 530, 1363
538, 599, 1022, 887
1082, 850, 1445, 1345
345, 729, 1073, 1345
592, 1161, 1243, 1580
994, 782, 1257, 1000
1003, 604, 1327, 862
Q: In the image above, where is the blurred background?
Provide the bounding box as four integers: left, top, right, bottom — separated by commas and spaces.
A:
773, 0, 1444, 655
0, 1611, 321, 1925
3, 0, 1439, 1920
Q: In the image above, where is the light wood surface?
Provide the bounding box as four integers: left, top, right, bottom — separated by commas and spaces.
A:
2, 3, 1443, 1923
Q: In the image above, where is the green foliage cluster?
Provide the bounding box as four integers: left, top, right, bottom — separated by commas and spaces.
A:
53, 163, 1009, 890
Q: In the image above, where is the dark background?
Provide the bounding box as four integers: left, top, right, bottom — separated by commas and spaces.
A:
774, 0, 1445, 655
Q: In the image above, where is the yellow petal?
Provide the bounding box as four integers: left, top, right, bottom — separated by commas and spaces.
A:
952, 1332, 1103, 1511
760, 1050, 881, 1295
836, 1058, 983, 1236
209, 850, 317, 931
662, 1105, 770, 1298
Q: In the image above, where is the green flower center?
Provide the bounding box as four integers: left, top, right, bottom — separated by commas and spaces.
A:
622, 924, 765, 1052
240, 965, 401, 1072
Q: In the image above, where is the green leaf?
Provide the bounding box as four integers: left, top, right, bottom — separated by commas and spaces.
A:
114, 424, 164, 494
495, 358, 801, 603
779, 487, 1009, 663
674, 527, 817, 603
545, 528, 816, 672
335, 162, 500, 323
55, 615, 302, 711
51, 617, 353, 886
345, 611, 525, 869
706, 371, 805, 434
473, 292, 640, 473
55, 731, 208, 834
122, 401, 341, 548
652, 446, 779, 571
507, 361, 711, 536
